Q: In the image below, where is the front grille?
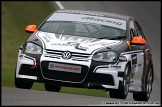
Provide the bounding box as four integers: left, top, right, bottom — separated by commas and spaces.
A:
41, 61, 89, 82
44, 49, 91, 61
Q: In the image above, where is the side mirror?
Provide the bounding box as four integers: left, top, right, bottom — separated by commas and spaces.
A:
131, 36, 146, 45
25, 25, 37, 33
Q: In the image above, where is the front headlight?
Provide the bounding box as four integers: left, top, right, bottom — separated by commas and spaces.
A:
92, 51, 117, 62
25, 43, 42, 54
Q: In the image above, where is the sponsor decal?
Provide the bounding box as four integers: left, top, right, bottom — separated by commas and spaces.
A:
67, 42, 79, 46
88, 41, 120, 47
48, 63, 81, 73
58, 10, 104, 17
51, 42, 88, 51
138, 64, 142, 67
131, 64, 136, 77
54, 65, 81, 71
38, 32, 122, 53
75, 45, 88, 51
82, 17, 123, 26
19, 54, 23, 57
42, 36, 50, 42
39, 33, 54, 43
67, 42, 88, 51
48, 13, 126, 30
88, 42, 105, 47
108, 65, 121, 69
33, 39, 38, 41
45, 33, 53, 39
131, 54, 137, 64
101, 42, 120, 46
51, 43, 73, 46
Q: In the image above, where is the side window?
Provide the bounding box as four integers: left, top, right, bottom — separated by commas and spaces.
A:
129, 20, 138, 40
134, 20, 145, 39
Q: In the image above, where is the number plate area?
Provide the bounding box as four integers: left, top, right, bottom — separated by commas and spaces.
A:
48, 63, 81, 73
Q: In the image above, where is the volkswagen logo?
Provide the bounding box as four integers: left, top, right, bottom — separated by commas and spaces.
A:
62, 51, 71, 60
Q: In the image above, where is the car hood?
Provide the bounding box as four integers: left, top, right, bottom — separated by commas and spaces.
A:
36, 31, 123, 54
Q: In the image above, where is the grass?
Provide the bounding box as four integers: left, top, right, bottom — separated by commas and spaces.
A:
2, 1, 55, 87
32, 83, 107, 97
2, 1, 107, 97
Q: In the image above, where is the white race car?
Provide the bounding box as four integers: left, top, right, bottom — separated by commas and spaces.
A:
15, 9, 154, 101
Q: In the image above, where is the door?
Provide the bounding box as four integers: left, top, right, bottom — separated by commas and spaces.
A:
129, 20, 146, 86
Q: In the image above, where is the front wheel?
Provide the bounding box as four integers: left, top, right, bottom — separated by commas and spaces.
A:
133, 67, 153, 101
15, 64, 33, 89
109, 64, 130, 99
15, 77, 33, 89
44, 83, 61, 92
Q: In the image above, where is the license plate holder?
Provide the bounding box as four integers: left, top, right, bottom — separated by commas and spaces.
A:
48, 63, 81, 73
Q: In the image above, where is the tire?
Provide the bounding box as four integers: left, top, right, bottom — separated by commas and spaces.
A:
109, 64, 130, 99
15, 77, 33, 89
44, 83, 61, 92
133, 67, 153, 101
15, 69, 33, 89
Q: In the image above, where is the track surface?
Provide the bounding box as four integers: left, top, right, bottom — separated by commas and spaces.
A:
2, 1, 161, 106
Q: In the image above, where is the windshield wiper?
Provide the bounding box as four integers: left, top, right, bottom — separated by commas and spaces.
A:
98, 36, 126, 40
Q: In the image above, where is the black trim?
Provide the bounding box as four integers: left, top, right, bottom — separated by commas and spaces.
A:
89, 73, 114, 85
91, 40, 123, 54
19, 64, 39, 77
82, 61, 116, 83
46, 51, 62, 55
36, 31, 46, 49
45, 49, 91, 56
118, 72, 124, 77
24, 56, 34, 61
41, 61, 89, 82
131, 54, 137, 64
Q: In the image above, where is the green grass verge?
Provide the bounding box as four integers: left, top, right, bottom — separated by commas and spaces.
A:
2, 1, 107, 97
2, 1, 55, 87
32, 83, 107, 97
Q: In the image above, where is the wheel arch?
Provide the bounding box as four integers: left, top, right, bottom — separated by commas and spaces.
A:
142, 58, 154, 92
126, 60, 132, 75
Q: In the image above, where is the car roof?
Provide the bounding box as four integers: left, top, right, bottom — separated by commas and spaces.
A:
54, 9, 133, 22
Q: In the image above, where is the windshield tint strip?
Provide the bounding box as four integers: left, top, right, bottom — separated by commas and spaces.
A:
47, 13, 126, 30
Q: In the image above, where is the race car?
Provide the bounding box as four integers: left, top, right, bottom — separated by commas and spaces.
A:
15, 9, 154, 101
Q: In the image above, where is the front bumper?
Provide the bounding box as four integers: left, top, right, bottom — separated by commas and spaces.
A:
16, 52, 127, 90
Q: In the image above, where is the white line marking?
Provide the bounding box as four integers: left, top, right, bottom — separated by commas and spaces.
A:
55, 1, 64, 9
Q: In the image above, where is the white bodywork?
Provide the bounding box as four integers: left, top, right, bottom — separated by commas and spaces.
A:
16, 31, 144, 91
36, 31, 123, 54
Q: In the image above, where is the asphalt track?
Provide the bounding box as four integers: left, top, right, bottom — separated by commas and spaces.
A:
2, 1, 161, 106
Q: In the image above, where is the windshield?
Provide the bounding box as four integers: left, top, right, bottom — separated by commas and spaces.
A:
39, 21, 126, 40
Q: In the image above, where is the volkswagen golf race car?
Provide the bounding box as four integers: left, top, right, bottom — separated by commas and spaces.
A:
15, 9, 154, 101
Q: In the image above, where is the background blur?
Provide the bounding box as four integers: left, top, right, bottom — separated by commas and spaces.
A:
2, 1, 55, 88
